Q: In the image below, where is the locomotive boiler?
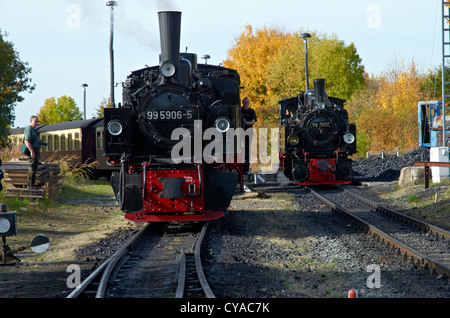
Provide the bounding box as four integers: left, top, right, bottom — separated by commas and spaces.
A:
104, 11, 243, 222
279, 60, 357, 185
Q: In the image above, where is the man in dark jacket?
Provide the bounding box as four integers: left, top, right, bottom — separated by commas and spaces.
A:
241, 97, 257, 174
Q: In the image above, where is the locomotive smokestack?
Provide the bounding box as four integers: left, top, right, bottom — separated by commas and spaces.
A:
314, 79, 326, 103
158, 11, 181, 70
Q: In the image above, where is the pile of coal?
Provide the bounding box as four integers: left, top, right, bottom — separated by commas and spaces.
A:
351, 147, 430, 182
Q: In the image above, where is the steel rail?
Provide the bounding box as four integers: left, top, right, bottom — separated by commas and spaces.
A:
309, 187, 450, 278
342, 186, 450, 239
176, 222, 215, 298
195, 222, 215, 298
66, 224, 151, 298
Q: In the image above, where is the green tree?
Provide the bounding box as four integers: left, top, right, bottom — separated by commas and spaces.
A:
267, 31, 365, 104
38, 95, 83, 124
0, 30, 35, 147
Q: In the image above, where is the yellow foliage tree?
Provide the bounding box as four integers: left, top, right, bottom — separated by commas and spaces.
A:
223, 25, 291, 128
347, 60, 428, 152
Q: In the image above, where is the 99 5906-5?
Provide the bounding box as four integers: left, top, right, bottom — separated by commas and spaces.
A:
147, 109, 195, 121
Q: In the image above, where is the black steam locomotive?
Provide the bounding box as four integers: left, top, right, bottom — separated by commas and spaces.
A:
104, 11, 243, 222
279, 37, 357, 185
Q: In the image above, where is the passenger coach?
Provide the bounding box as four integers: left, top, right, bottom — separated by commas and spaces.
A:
9, 118, 115, 179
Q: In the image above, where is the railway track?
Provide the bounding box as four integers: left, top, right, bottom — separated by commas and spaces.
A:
308, 185, 450, 278
67, 222, 214, 298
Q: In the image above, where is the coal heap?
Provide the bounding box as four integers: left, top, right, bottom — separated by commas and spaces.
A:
351, 148, 430, 182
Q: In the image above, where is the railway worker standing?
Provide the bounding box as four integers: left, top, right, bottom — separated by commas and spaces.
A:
241, 97, 257, 174
24, 115, 46, 189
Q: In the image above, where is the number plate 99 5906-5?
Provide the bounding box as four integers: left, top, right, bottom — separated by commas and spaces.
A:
147, 109, 195, 121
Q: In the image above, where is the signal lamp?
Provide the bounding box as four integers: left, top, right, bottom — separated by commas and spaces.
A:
0, 204, 16, 237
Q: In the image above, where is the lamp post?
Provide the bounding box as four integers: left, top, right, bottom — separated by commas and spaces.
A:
81, 83, 88, 120
300, 32, 311, 91
106, 1, 118, 107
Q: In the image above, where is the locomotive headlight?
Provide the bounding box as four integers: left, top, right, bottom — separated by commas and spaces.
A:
107, 120, 123, 136
215, 117, 231, 133
161, 61, 176, 77
317, 101, 326, 109
343, 133, 355, 144
287, 134, 300, 146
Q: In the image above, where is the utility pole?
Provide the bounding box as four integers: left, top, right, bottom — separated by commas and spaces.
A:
106, 1, 118, 107
81, 83, 88, 120
300, 33, 311, 91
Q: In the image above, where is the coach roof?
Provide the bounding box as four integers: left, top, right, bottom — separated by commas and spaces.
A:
35, 118, 103, 133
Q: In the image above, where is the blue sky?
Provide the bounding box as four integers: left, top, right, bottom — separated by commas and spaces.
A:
0, 0, 441, 128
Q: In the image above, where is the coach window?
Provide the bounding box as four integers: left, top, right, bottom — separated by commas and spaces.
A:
47, 135, 53, 151
41, 135, 47, 152
96, 130, 103, 150
61, 134, 66, 151
68, 133, 73, 150
75, 132, 80, 150
54, 134, 59, 151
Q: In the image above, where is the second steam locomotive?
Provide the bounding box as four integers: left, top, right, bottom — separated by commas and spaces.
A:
104, 11, 243, 222
278, 35, 357, 185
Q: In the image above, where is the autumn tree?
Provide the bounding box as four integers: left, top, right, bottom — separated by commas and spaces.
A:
224, 26, 365, 128
346, 60, 429, 153
38, 95, 83, 124
0, 30, 35, 147
223, 25, 291, 127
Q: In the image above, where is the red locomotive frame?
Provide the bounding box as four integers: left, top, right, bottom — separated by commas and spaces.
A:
123, 159, 244, 222
294, 158, 351, 186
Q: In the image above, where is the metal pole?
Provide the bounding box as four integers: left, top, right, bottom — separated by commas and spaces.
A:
300, 33, 311, 91
110, 6, 115, 107
107, 1, 118, 107
82, 84, 88, 120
